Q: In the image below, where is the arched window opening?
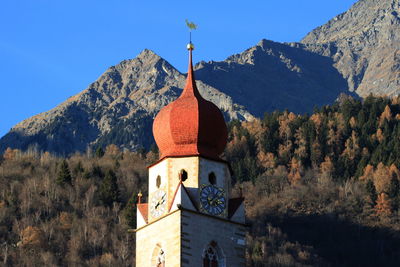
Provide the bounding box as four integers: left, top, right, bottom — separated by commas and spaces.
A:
202, 242, 225, 267
151, 244, 165, 267
208, 172, 216, 185
156, 175, 161, 188
179, 169, 188, 182
156, 249, 165, 267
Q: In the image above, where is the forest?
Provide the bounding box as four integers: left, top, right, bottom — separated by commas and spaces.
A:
1, 95, 400, 266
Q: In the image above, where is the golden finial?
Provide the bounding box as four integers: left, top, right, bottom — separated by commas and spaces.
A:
187, 43, 195, 50
137, 191, 143, 204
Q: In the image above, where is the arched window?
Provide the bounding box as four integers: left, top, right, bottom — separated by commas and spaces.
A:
156, 175, 161, 188
156, 249, 165, 267
179, 169, 188, 182
202, 242, 225, 267
208, 172, 216, 185
151, 244, 165, 267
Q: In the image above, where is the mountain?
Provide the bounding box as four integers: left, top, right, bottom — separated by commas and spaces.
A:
1, 0, 399, 154
0, 40, 351, 155
301, 0, 400, 96
195, 39, 348, 115
0, 50, 252, 154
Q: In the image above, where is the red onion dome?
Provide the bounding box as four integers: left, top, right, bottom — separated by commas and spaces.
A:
152, 44, 228, 160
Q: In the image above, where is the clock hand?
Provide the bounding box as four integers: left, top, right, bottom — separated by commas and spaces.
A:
155, 194, 167, 210
210, 191, 224, 206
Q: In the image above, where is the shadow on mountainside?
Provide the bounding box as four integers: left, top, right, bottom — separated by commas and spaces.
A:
258, 213, 400, 267
0, 103, 100, 155
0, 106, 155, 156
195, 39, 351, 116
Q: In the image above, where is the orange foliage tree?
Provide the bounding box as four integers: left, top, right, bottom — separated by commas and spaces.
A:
375, 193, 391, 216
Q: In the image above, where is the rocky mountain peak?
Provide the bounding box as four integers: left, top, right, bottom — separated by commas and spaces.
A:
137, 48, 159, 59
302, 0, 400, 44
301, 0, 400, 96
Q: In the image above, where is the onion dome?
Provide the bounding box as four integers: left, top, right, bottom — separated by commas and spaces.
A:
153, 43, 228, 160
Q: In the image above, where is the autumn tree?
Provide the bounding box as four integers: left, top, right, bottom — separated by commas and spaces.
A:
320, 156, 334, 178
294, 127, 308, 166
349, 116, 357, 129
3, 147, 20, 161
105, 144, 121, 158
288, 157, 302, 185
326, 120, 338, 141
310, 140, 323, 167
373, 162, 390, 193
360, 164, 374, 181
18, 226, 45, 249
375, 193, 391, 216
257, 151, 276, 170
342, 130, 360, 161
379, 105, 392, 127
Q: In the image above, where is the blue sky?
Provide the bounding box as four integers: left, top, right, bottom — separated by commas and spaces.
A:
0, 0, 358, 138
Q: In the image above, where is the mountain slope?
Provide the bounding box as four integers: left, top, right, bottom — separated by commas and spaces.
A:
195, 39, 349, 115
302, 0, 400, 96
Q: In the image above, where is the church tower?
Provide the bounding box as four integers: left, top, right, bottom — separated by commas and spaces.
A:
135, 42, 246, 267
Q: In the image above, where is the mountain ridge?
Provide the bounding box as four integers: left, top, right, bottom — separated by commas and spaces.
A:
0, 49, 253, 154
1, 0, 399, 155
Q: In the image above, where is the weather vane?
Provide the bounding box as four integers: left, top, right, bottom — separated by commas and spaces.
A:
185, 19, 197, 45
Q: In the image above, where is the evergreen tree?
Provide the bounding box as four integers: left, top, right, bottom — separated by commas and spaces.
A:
124, 193, 137, 228
91, 164, 103, 178
366, 179, 377, 205
95, 146, 105, 158
99, 170, 120, 207
56, 160, 72, 185
388, 173, 400, 211
73, 161, 84, 176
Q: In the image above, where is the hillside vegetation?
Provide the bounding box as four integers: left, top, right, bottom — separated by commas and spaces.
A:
2, 96, 400, 266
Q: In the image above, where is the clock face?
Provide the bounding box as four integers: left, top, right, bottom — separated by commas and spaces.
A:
200, 185, 226, 216
150, 189, 167, 218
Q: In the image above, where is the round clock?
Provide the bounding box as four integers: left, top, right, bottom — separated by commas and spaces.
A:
150, 190, 167, 218
200, 185, 226, 215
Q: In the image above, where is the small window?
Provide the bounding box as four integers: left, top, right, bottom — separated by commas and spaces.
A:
208, 172, 216, 185
156, 175, 161, 188
179, 170, 188, 182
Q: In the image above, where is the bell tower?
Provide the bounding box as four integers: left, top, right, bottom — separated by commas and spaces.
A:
135, 42, 246, 267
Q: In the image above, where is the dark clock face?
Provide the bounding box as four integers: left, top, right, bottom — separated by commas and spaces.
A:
200, 185, 226, 215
